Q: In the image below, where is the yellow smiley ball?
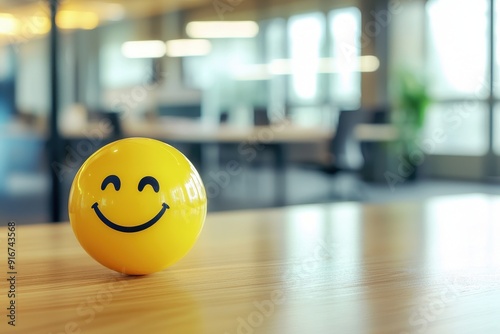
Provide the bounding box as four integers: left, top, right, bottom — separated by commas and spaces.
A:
69, 138, 207, 275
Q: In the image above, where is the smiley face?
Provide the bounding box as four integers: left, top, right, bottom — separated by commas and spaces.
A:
69, 138, 207, 275
91, 175, 170, 233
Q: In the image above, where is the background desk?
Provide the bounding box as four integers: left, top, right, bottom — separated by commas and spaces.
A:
62, 122, 334, 211
2, 194, 500, 333
62, 122, 397, 207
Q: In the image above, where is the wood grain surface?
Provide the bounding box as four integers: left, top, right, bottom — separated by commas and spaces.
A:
1, 194, 500, 333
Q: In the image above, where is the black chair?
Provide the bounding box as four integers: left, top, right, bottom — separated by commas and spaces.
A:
88, 110, 123, 139
324, 109, 364, 172
219, 111, 229, 124
299, 109, 366, 200
253, 107, 270, 126
360, 106, 391, 183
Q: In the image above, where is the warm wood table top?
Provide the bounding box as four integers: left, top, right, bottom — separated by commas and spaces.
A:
2, 194, 500, 334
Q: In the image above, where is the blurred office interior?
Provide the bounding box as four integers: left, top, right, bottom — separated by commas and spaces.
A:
1, 0, 500, 224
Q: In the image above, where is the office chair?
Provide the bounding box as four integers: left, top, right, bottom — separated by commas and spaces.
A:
88, 110, 123, 139
253, 107, 270, 126
299, 109, 366, 201
219, 111, 229, 123
325, 109, 364, 171
360, 106, 390, 183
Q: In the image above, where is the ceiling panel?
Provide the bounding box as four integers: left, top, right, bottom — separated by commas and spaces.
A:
0, 0, 212, 18
0, 0, 213, 45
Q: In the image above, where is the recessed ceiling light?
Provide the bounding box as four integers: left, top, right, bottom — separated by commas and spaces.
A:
0, 14, 18, 35
121, 40, 166, 59
57, 11, 99, 30
186, 21, 259, 38
165, 39, 211, 57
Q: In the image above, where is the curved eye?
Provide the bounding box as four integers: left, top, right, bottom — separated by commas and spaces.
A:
138, 176, 159, 193
101, 175, 121, 191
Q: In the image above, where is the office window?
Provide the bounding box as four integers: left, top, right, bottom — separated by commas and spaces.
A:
422, 103, 488, 155
288, 12, 325, 104
182, 54, 207, 89
495, 0, 500, 98
493, 105, 500, 153
425, 0, 489, 156
100, 42, 151, 89
487, 0, 500, 153
266, 18, 286, 62
183, 37, 261, 110
265, 18, 286, 118
221, 38, 261, 107
427, 0, 488, 100
329, 7, 361, 108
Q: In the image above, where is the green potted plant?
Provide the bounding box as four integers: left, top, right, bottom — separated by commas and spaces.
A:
392, 69, 430, 180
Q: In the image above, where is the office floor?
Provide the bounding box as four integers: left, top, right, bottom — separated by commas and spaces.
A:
206, 166, 500, 210
3, 164, 500, 224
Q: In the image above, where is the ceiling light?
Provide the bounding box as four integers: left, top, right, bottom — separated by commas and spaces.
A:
186, 21, 259, 38
233, 55, 380, 80
359, 55, 380, 72
0, 14, 18, 35
271, 56, 380, 74
165, 39, 211, 57
57, 11, 99, 30
122, 40, 166, 58
269, 59, 291, 75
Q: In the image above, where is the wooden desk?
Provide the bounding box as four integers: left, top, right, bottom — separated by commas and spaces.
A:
2, 194, 500, 333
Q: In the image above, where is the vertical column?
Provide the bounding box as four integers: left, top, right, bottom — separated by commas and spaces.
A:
359, 0, 392, 109
49, 0, 62, 222
486, 0, 496, 178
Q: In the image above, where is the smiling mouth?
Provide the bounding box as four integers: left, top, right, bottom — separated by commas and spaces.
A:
91, 202, 170, 233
